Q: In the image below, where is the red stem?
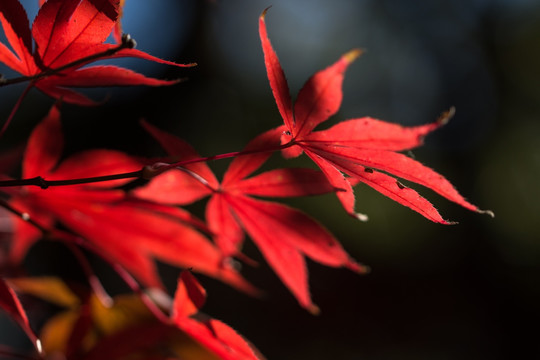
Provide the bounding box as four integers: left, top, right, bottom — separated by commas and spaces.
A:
165, 142, 291, 170
0, 142, 294, 188
108, 262, 171, 324
65, 243, 114, 308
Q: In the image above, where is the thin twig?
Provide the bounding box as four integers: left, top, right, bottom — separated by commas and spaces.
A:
65, 243, 114, 308
0, 170, 144, 189
140, 141, 293, 179
109, 262, 171, 324
165, 142, 292, 171
0, 198, 49, 234
0, 141, 293, 189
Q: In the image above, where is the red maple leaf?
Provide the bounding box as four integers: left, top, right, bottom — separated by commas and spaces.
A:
259, 9, 492, 224
134, 122, 368, 311
0, 0, 193, 105
5, 104, 253, 293
0, 277, 41, 354
171, 270, 263, 360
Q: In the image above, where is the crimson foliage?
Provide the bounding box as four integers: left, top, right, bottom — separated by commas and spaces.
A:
0, 1, 490, 359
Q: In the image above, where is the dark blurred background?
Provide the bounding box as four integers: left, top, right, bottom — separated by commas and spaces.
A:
1, 0, 540, 359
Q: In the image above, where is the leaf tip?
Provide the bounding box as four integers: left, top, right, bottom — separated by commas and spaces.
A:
171, 77, 188, 85
260, 6, 272, 20
348, 261, 371, 274
477, 208, 495, 218
352, 212, 369, 222
437, 106, 456, 125
444, 220, 459, 225
358, 264, 371, 274
308, 303, 321, 316
35, 339, 43, 355
343, 48, 364, 64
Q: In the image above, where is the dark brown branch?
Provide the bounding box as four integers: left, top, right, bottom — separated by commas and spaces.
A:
0, 140, 294, 189
0, 198, 49, 234
0, 170, 144, 189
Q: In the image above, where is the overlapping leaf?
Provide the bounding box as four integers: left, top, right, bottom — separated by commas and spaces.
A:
172, 271, 262, 360
134, 122, 367, 311
6, 104, 252, 293
0, 0, 194, 105
11, 276, 227, 360
259, 9, 491, 223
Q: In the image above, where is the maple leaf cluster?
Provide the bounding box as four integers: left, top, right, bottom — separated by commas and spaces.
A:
0, 0, 193, 105
0, 1, 491, 359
